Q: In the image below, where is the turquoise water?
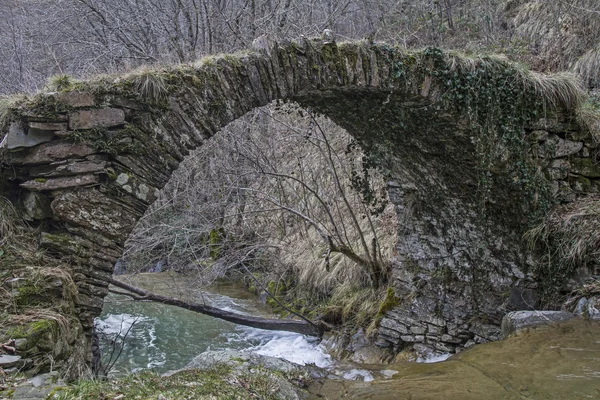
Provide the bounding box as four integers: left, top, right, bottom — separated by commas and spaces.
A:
95, 276, 332, 375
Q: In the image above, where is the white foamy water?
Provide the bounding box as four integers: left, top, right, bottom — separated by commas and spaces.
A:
342, 369, 374, 382
96, 289, 378, 381
96, 313, 150, 335
243, 328, 333, 368
417, 352, 452, 363
96, 312, 167, 371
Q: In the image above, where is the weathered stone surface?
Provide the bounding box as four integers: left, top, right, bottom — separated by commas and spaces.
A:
6, 141, 95, 165
588, 298, 600, 319
178, 350, 322, 376
554, 138, 584, 157
29, 121, 68, 131
20, 175, 99, 191
507, 287, 537, 310
69, 108, 125, 130
21, 113, 68, 122
54, 130, 72, 138
573, 297, 600, 320
9, 371, 67, 399
571, 158, 600, 178
57, 91, 96, 107
166, 350, 323, 400
0, 354, 21, 368
31, 160, 107, 177
501, 310, 575, 337
2, 123, 55, 149
23, 191, 52, 220
410, 325, 426, 335
380, 318, 409, 334
51, 189, 140, 242
548, 159, 570, 179
440, 334, 462, 344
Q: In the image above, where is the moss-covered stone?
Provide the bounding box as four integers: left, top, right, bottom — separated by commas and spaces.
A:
571, 158, 600, 178
55, 362, 310, 400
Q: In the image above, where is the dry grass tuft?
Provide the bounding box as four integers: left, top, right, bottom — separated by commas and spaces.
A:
125, 67, 169, 103
327, 284, 387, 328
447, 52, 509, 74
0, 197, 32, 249
577, 100, 600, 144
526, 194, 600, 272
0, 94, 28, 136
520, 71, 585, 110
446, 51, 585, 110
514, 1, 600, 70
45, 74, 77, 92
8, 308, 71, 333
574, 46, 600, 89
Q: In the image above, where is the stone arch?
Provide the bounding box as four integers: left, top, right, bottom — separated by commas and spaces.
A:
1, 38, 596, 371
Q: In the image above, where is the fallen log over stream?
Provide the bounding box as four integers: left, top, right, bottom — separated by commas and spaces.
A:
108, 278, 325, 337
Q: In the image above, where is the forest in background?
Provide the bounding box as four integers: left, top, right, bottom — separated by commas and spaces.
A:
1, 0, 600, 95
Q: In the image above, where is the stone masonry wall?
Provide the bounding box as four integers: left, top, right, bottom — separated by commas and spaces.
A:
377, 116, 599, 354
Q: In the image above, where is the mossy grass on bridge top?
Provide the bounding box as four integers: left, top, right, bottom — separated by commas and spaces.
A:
0, 39, 586, 115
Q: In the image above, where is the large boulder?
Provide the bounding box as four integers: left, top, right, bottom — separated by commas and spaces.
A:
165, 350, 326, 400
501, 310, 576, 337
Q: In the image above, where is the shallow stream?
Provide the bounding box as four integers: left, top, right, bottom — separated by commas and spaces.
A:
96, 273, 336, 375
97, 273, 600, 399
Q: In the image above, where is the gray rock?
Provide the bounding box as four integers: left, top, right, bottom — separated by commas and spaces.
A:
380, 317, 409, 334
507, 287, 537, 310
548, 159, 570, 179
501, 310, 576, 337
400, 335, 418, 342
6, 141, 95, 165
433, 342, 455, 353
440, 334, 462, 344
14, 339, 28, 350
20, 175, 100, 191
554, 138, 584, 157
575, 297, 588, 315
56, 92, 96, 108
29, 122, 68, 131
10, 372, 66, 399
0, 354, 21, 368
2, 123, 55, 149
586, 297, 600, 320
165, 350, 324, 400
410, 325, 426, 335
35, 160, 107, 177
69, 108, 125, 130
23, 191, 52, 220
179, 350, 311, 376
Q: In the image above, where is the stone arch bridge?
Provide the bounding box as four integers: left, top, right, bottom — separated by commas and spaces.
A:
1, 38, 598, 373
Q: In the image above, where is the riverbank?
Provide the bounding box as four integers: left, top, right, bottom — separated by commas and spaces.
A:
3, 268, 600, 399
9, 317, 596, 400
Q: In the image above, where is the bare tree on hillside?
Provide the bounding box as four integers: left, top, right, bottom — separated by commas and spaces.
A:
0, 0, 541, 94
123, 104, 396, 291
